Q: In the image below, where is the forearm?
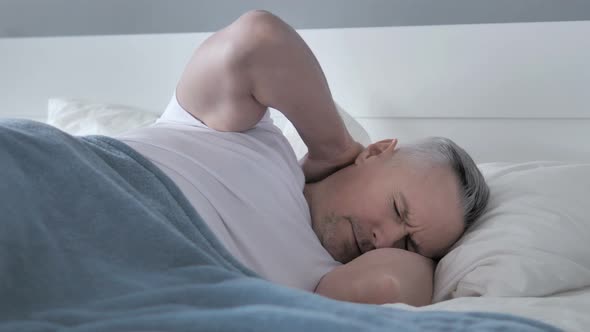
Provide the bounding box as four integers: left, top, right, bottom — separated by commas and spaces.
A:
315, 248, 434, 306
244, 11, 353, 160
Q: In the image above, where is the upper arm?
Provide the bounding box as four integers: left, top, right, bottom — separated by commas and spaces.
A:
315, 263, 401, 305
175, 13, 267, 132
315, 248, 434, 306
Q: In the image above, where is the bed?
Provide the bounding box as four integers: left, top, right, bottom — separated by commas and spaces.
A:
1, 19, 590, 331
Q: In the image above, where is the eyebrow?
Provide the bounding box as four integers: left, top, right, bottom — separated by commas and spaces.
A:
398, 192, 424, 256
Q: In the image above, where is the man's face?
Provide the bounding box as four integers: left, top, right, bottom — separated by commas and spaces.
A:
307, 140, 465, 264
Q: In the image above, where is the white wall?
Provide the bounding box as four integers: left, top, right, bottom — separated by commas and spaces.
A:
2, 0, 590, 37
1, 21, 589, 163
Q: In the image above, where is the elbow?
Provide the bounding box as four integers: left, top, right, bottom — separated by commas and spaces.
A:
227, 9, 295, 62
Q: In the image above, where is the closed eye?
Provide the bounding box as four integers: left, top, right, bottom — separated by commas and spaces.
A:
394, 199, 410, 250
393, 199, 401, 219
394, 198, 416, 252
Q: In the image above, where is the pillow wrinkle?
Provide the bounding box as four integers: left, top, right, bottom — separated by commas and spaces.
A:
434, 162, 590, 302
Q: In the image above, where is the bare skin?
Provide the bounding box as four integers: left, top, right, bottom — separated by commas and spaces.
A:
176, 10, 363, 182
305, 139, 464, 263
315, 248, 435, 306
175, 10, 465, 306
308, 139, 465, 304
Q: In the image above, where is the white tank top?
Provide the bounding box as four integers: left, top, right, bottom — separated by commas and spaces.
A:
116, 95, 340, 291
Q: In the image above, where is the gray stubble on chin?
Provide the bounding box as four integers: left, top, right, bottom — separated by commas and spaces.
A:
317, 212, 359, 264
316, 212, 336, 245
314, 212, 338, 260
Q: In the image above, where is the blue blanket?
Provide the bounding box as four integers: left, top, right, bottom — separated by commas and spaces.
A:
0, 119, 560, 332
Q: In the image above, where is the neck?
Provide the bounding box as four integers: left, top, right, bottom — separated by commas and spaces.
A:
303, 181, 321, 216
304, 176, 332, 228
305, 183, 330, 247
304, 167, 349, 223
305, 161, 361, 205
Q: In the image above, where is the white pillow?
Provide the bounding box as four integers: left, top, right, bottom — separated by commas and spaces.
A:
47, 98, 159, 136
433, 161, 590, 302
47, 98, 372, 155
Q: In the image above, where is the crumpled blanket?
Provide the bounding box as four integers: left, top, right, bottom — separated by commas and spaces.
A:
0, 119, 561, 332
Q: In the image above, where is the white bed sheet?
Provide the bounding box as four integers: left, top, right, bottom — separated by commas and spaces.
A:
384, 287, 590, 332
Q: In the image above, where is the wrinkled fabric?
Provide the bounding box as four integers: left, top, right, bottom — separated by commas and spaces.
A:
0, 119, 561, 332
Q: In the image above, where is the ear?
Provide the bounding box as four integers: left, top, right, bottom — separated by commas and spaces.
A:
355, 139, 398, 166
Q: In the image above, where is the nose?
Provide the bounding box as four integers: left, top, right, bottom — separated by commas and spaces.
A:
372, 223, 407, 250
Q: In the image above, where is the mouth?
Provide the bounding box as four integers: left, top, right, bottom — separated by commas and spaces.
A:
348, 218, 363, 256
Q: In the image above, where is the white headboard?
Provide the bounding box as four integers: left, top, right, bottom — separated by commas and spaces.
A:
1, 20, 589, 163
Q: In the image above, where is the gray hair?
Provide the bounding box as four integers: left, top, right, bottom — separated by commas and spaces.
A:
391, 137, 490, 229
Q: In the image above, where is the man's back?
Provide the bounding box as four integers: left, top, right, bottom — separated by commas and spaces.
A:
116, 94, 340, 291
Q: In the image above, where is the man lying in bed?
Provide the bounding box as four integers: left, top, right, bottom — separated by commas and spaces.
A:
117, 10, 489, 306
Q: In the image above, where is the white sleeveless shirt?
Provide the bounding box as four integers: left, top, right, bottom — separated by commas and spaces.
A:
116, 95, 340, 291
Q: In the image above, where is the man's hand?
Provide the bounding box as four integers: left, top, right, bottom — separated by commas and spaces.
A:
300, 140, 365, 183
315, 248, 434, 306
